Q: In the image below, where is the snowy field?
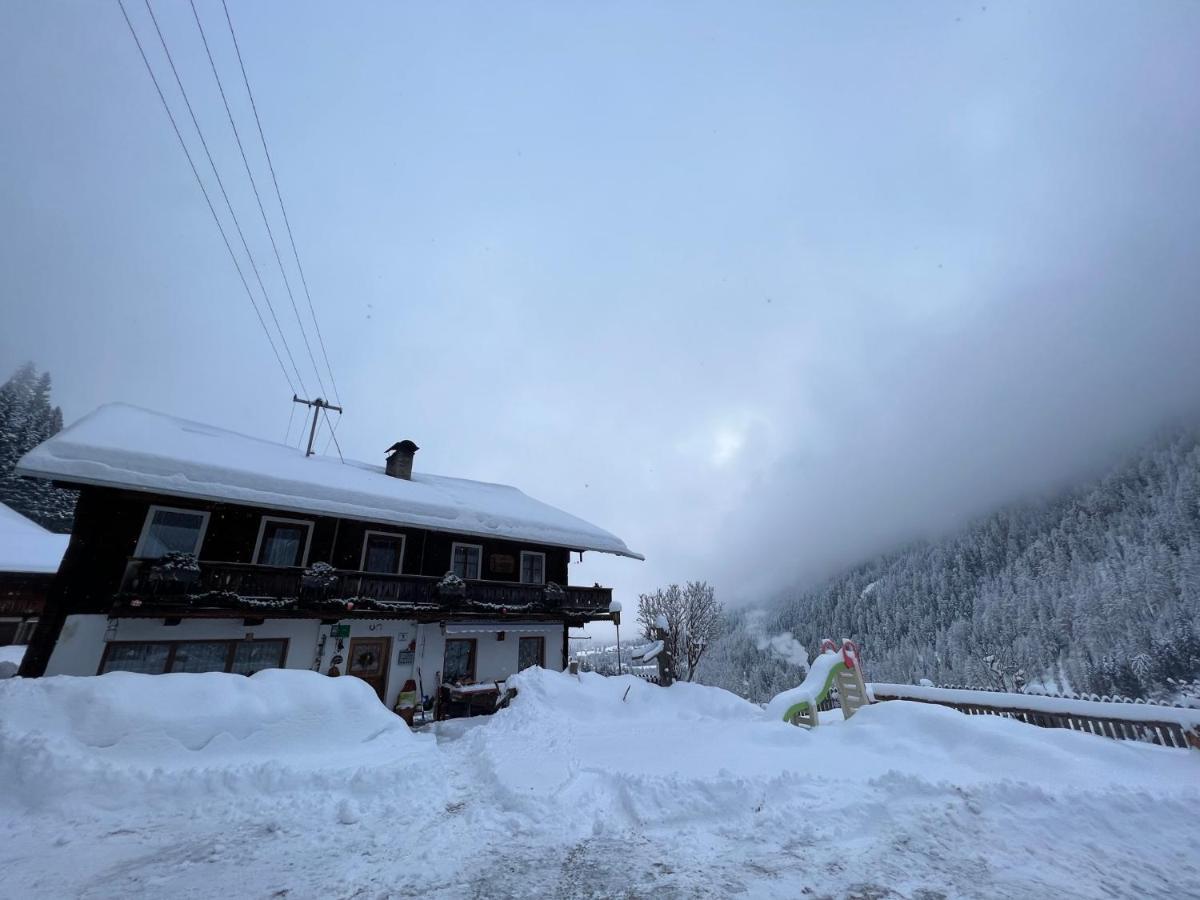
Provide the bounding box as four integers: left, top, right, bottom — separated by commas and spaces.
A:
2, 669, 1198, 899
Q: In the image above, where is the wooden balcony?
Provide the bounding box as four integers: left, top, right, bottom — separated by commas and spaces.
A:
116, 558, 613, 618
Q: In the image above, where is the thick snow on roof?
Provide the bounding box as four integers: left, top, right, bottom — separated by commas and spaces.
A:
16, 403, 643, 560
0, 501, 69, 574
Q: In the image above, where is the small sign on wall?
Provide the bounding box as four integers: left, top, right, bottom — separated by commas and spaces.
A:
331, 624, 351, 638
396, 649, 415, 666
490, 553, 514, 574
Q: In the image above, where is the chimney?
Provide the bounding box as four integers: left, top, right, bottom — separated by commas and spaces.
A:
385, 440, 419, 480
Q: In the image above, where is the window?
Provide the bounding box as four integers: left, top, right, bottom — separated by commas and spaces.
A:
230, 640, 287, 675
99, 642, 172, 674
361, 531, 405, 574
169, 641, 230, 673
254, 517, 312, 567
518, 636, 544, 671
443, 638, 476, 683
99, 639, 287, 676
519, 551, 546, 584
450, 543, 482, 580
136, 506, 209, 558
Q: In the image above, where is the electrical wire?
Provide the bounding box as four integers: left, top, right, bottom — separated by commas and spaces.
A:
221, 0, 342, 407
117, 0, 297, 396
141, 0, 309, 398
321, 406, 344, 462
188, 0, 329, 402
283, 400, 296, 444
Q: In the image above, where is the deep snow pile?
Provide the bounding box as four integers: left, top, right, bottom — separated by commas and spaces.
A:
2, 668, 1199, 898
0, 670, 437, 809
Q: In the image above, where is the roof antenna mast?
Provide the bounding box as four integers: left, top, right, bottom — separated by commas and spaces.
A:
292, 394, 343, 457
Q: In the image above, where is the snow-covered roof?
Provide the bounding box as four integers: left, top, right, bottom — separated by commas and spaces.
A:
16, 403, 643, 560
0, 501, 69, 574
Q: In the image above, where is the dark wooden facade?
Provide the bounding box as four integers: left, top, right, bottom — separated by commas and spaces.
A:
20, 485, 612, 676
0, 571, 51, 644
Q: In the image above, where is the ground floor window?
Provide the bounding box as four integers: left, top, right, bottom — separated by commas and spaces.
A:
99, 638, 288, 676
443, 638, 476, 683
518, 635, 545, 671
0, 619, 36, 645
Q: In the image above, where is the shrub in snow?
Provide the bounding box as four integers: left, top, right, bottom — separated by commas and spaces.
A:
148, 552, 201, 592
438, 572, 466, 596
302, 562, 339, 592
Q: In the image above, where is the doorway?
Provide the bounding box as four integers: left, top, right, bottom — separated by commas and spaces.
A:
347, 636, 392, 703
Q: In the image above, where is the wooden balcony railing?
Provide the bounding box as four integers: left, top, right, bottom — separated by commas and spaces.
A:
117, 558, 613, 616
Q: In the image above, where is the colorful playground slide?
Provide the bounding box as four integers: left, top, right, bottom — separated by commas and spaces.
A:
765, 638, 870, 727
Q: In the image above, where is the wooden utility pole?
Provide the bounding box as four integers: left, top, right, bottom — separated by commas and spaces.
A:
292, 395, 344, 457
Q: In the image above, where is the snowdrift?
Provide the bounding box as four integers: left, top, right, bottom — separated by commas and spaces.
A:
2, 667, 1199, 898
0, 670, 437, 809
454, 668, 1200, 831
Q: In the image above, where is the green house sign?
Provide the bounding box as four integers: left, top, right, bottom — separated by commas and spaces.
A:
331, 625, 351, 638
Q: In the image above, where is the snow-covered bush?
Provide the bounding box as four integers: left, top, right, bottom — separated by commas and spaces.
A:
302, 561, 339, 592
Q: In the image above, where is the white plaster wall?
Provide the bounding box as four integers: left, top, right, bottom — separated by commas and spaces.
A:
414, 621, 564, 701
44, 615, 322, 676
312, 619, 418, 709
45, 614, 109, 676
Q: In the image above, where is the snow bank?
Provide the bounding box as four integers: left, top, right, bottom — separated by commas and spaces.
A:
0, 670, 437, 810
2, 668, 1199, 897
457, 668, 1199, 832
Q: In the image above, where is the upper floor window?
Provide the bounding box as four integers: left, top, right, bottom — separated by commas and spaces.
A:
136, 506, 210, 558
254, 517, 312, 568
361, 531, 405, 574
450, 542, 482, 580
520, 551, 546, 584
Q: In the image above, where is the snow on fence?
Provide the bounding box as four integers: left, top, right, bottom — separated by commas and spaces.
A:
867, 683, 1200, 750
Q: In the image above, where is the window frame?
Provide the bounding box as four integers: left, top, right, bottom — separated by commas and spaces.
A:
442, 637, 477, 683
519, 551, 547, 585
252, 516, 314, 568
134, 505, 211, 559
97, 638, 290, 675
359, 530, 406, 575
517, 635, 545, 671
449, 542, 483, 580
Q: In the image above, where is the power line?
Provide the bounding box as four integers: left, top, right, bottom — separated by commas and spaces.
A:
321, 405, 344, 463
141, 0, 309, 398
117, 0, 297, 396
221, 0, 342, 407
188, 0, 330, 402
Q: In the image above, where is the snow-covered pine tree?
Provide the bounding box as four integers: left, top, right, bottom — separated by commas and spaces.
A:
0, 363, 77, 532
695, 425, 1200, 701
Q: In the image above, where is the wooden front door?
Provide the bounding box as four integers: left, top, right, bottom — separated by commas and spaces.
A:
347, 636, 391, 702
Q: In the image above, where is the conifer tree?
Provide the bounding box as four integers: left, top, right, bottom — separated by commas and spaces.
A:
0, 363, 77, 532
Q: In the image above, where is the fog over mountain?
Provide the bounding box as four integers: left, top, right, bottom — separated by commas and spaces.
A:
1, 2, 1198, 622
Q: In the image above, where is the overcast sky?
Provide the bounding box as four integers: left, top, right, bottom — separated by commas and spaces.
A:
3, 1, 1199, 638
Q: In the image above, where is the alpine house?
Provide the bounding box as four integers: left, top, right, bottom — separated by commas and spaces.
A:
14, 404, 641, 715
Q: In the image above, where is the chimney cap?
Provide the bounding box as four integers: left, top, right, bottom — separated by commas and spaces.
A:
386, 440, 419, 456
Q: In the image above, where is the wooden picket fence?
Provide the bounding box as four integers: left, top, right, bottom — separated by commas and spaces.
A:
819, 683, 1200, 750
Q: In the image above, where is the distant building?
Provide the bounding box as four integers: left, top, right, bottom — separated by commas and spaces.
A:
0, 501, 69, 645
15, 404, 640, 714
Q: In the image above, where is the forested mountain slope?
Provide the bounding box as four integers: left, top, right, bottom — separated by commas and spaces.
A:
699, 427, 1200, 701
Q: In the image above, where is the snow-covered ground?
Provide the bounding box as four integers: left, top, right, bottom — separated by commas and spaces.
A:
2, 669, 1198, 899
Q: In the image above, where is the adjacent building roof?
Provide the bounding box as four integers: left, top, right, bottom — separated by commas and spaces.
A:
0, 501, 70, 574
16, 403, 643, 560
